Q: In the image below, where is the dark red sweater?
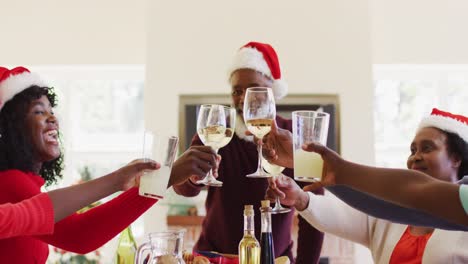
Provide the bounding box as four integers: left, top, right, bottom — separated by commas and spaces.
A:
0, 169, 157, 263
174, 116, 324, 263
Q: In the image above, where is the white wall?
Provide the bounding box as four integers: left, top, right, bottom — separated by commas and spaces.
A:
146, 0, 375, 163
146, 0, 374, 262
0, 0, 146, 64
371, 0, 468, 63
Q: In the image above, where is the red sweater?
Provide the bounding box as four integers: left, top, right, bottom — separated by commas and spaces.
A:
0, 169, 157, 263
0, 193, 54, 239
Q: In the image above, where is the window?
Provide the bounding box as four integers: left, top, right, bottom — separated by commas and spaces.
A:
374, 65, 468, 168
29, 65, 145, 263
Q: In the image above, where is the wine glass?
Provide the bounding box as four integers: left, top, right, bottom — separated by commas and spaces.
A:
243, 87, 276, 178
262, 157, 291, 214
196, 104, 236, 187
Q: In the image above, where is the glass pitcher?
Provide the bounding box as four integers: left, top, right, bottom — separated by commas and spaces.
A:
135, 229, 186, 264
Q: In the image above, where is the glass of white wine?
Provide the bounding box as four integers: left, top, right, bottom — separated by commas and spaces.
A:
262, 157, 291, 214
196, 104, 236, 187
243, 87, 276, 178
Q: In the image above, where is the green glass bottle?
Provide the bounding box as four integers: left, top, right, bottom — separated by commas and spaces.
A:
116, 225, 138, 264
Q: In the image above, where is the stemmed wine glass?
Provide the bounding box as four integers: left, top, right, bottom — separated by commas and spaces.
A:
196, 104, 236, 187
243, 87, 276, 178
262, 157, 291, 214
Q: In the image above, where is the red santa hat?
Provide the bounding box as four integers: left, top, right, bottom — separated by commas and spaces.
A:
229, 42, 288, 100
0, 66, 47, 112
418, 108, 468, 143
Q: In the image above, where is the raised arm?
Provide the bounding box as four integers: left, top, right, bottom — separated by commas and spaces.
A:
303, 143, 468, 226
326, 185, 468, 230
37, 160, 163, 253
259, 122, 468, 228
48, 160, 158, 222
268, 176, 372, 247
40, 187, 156, 254
0, 160, 158, 240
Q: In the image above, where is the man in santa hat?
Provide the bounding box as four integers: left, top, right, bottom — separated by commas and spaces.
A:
173, 42, 324, 263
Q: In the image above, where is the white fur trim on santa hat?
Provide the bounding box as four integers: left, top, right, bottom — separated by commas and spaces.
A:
229, 47, 288, 100
272, 79, 288, 100
418, 115, 468, 143
229, 47, 272, 79
0, 72, 47, 107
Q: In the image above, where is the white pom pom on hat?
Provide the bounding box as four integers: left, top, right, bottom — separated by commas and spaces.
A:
229, 42, 288, 100
0, 66, 47, 112
418, 108, 468, 143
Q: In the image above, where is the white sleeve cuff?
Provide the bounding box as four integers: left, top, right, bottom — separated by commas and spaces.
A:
297, 192, 315, 219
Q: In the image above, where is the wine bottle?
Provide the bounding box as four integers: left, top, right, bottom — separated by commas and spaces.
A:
115, 225, 138, 264
239, 205, 260, 264
260, 200, 275, 264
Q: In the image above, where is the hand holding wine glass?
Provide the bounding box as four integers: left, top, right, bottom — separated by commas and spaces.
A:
243, 87, 276, 178
260, 121, 294, 169
196, 104, 236, 187
262, 157, 291, 214
266, 174, 310, 211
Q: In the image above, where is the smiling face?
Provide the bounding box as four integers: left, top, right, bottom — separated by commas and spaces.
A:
230, 68, 273, 119
24, 95, 60, 167
407, 127, 461, 183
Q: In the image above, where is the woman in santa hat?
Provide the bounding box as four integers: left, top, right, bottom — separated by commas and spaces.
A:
265, 108, 468, 263
0, 66, 218, 262
296, 108, 468, 227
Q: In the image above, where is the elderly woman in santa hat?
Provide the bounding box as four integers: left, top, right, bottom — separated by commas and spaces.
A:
0, 66, 218, 262
265, 108, 468, 263
296, 108, 468, 226
173, 42, 324, 263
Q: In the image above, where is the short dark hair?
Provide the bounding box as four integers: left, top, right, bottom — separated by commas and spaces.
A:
444, 130, 468, 180
0, 86, 63, 186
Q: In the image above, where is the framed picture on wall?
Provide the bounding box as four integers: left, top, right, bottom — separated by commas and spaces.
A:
178, 94, 340, 154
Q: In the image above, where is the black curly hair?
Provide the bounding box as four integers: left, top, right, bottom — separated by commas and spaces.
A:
444, 130, 468, 180
0, 86, 63, 185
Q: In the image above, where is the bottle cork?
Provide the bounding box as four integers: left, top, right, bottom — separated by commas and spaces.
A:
244, 205, 254, 216
261, 200, 270, 208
